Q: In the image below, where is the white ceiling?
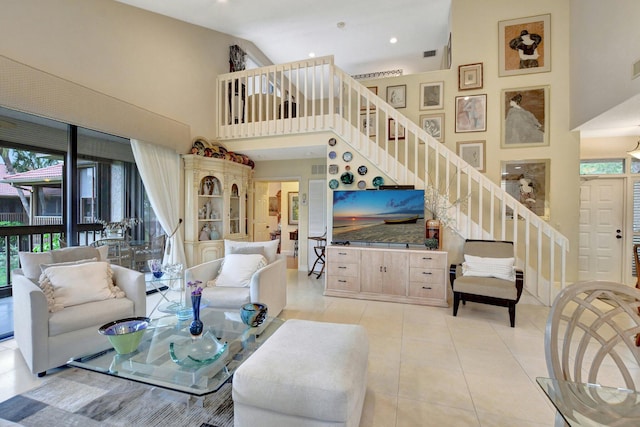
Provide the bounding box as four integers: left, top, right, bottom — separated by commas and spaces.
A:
115, 0, 452, 77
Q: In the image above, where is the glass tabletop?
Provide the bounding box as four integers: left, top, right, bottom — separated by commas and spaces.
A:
69, 308, 283, 397
536, 377, 640, 427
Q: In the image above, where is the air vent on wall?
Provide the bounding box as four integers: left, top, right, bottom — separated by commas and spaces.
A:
311, 164, 326, 175
423, 50, 437, 58
633, 59, 640, 79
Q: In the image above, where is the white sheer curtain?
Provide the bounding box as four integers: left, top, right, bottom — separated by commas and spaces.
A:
131, 139, 186, 266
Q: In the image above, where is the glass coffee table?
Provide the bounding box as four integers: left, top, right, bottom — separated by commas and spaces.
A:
69, 308, 283, 404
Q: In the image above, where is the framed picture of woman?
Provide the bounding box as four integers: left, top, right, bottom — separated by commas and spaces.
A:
455, 94, 487, 133
501, 86, 549, 148
499, 14, 551, 76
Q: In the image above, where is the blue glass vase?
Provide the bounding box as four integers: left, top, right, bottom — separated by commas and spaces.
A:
189, 295, 204, 337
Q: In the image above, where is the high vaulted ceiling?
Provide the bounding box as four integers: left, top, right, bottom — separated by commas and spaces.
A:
115, 0, 452, 76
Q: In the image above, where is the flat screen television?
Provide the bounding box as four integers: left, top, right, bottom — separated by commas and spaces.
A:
332, 189, 425, 245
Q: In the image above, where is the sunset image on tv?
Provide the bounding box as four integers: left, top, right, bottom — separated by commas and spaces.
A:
332, 189, 425, 245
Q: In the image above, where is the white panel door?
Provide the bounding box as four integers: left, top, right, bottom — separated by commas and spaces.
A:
307, 179, 326, 272
253, 181, 270, 242
578, 178, 624, 282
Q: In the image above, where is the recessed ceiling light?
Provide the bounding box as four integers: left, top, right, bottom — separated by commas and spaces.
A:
389, 37, 398, 44
309, 52, 316, 58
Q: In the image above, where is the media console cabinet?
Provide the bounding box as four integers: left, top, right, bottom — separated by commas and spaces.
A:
325, 245, 448, 307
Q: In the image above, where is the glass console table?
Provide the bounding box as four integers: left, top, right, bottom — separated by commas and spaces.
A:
536, 377, 640, 426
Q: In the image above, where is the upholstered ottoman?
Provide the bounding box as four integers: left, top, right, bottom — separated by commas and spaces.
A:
232, 319, 369, 427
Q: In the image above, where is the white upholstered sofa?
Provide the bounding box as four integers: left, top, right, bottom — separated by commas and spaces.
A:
184, 239, 287, 317
13, 246, 146, 376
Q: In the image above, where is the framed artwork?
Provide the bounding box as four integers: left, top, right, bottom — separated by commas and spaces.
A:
499, 14, 551, 76
501, 85, 549, 148
458, 63, 483, 90
419, 81, 444, 110
359, 113, 377, 137
455, 94, 487, 133
388, 118, 405, 140
501, 159, 550, 220
457, 140, 486, 172
386, 85, 406, 108
420, 113, 444, 142
268, 197, 279, 216
361, 86, 378, 111
288, 192, 299, 225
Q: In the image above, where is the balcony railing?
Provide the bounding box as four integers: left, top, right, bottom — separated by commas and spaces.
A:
0, 223, 103, 293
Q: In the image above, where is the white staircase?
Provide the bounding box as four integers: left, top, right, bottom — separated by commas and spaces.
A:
216, 56, 569, 306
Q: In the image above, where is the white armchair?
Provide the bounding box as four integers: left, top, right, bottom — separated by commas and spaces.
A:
185, 251, 287, 317
13, 246, 146, 376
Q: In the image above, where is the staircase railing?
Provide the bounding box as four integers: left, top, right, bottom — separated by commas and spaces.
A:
217, 56, 569, 305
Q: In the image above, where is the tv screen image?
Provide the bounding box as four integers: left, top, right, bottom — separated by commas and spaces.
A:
332, 189, 425, 245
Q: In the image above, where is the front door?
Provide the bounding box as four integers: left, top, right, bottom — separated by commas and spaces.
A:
578, 178, 624, 282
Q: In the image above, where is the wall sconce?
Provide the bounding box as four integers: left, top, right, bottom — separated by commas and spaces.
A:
628, 140, 640, 159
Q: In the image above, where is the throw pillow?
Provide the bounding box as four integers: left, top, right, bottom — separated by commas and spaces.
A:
211, 253, 268, 288
39, 261, 124, 312
225, 239, 278, 264
462, 254, 515, 281
18, 251, 54, 281
50, 246, 101, 264
39, 257, 98, 272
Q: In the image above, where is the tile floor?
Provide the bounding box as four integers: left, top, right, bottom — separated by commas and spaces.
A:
0, 268, 558, 426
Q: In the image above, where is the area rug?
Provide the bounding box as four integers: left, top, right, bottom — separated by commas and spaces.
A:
0, 368, 233, 426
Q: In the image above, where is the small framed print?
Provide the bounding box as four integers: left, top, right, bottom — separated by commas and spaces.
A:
501, 159, 550, 220
455, 94, 487, 133
501, 85, 549, 148
419, 81, 444, 110
361, 86, 378, 111
386, 85, 406, 109
359, 112, 377, 137
420, 113, 444, 142
388, 118, 405, 140
458, 63, 483, 90
457, 140, 485, 172
499, 14, 551, 76
288, 192, 299, 225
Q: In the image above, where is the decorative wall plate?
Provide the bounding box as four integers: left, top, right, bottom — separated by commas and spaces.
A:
345, 165, 351, 171
328, 151, 337, 159
340, 171, 354, 185
342, 151, 353, 162
372, 176, 385, 188
329, 179, 339, 189
357, 165, 368, 176
357, 180, 367, 189
328, 137, 337, 146
328, 164, 339, 174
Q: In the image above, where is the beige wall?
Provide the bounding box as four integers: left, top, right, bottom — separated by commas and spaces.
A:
570, 0, 640, 129
0, 0, 264, 152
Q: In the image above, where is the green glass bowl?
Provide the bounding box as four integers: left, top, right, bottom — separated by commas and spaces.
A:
99, 317, 150, 354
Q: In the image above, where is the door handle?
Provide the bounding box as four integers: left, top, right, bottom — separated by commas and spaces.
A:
616, 229, 622, 239
616, 234, 622, 239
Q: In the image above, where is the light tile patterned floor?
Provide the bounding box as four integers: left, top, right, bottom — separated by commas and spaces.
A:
0, 267, 558, 426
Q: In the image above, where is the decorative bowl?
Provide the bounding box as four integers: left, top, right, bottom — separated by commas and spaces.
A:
99, 317, 150, 354
169, 331, 228, 367
240, 302, 268, 327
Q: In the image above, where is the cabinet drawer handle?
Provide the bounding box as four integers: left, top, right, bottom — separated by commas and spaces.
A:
338, 266, 347, 269
422, 286, 432, 290
338, 252, 347, 255
422, 272, 432, 275
422, 257, 432, 260
338, 279, 347, 283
